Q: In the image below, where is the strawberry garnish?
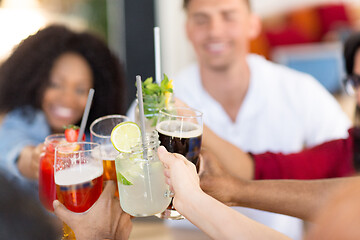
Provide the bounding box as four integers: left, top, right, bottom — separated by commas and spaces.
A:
64, 125, 85, 142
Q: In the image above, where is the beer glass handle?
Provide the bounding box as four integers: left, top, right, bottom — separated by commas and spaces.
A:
164, 190, 175, 198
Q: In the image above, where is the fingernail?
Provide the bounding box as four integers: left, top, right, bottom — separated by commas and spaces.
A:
53, 200, 60, 209
158, 146, 167, 154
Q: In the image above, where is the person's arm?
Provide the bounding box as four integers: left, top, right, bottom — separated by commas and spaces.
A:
254, 134, 355, 180
202, 125, 254, 179
199, 149, 360, 221
53, 181, 132, 240
0, 109, 49, 180
204, 125, 355, 180
17, 144, 44, 179
305, 177, 360, 240
158, 146, 290, 240
232, 178, 351, 221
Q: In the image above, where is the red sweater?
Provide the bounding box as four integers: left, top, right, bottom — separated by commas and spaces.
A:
254, 129, 356, 180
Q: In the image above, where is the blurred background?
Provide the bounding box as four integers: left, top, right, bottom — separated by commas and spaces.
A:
1, 0, 360, 117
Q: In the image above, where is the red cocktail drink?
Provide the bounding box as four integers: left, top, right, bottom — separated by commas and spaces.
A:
39, 134, 66, 211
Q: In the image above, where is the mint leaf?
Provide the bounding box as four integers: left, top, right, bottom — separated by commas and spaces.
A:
160, 74, 168, 89
146, 83, 161, 92
144, 77, 153, 85
139, 75, 173, 124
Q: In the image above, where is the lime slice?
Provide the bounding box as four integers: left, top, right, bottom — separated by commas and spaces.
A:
115, 154, 144, 185
117, 172, 133, 185
111, 121, 141, 153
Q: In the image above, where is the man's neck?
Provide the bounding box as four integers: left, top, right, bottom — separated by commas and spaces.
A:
200, 60, 250, 123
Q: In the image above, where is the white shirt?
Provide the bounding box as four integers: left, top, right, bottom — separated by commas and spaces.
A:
126, 54, 351, 239
168, 54, 351, 239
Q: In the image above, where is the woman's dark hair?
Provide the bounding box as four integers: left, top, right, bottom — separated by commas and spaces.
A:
344, 33, 360, 128
0, 25, 127, 130
344, 33, 360, 76
344, 33, 360, 171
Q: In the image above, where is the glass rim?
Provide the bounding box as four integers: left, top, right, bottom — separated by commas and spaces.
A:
44, 133, 66, 144
45, 133, 65, 140
90, 114, 130, 138
55, 141, 100, 154
124, 131, 159, 148
118, 154, 159, 162
158, 106, 203, 119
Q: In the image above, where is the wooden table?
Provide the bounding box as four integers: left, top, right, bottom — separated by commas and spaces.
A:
130, 217, 211, 240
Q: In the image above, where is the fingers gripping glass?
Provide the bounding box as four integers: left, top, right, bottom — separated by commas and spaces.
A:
155, 106, 203, 220
343, 74, 360, 96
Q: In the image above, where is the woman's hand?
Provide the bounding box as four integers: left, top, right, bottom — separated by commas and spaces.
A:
17, 143, 45, 179
53, 181, 132, 240
157, 146, 203, 212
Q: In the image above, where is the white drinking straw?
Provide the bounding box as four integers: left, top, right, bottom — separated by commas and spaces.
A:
136, 75, 148, 159
77, 88, 95, 142
154, 27, 161, 85
136, 75, 153, 201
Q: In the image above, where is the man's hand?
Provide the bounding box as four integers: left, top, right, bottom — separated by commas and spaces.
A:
199, 150, 247, 206
53, 181, 132, 240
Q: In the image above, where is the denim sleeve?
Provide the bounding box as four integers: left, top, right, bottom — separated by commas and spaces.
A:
0, 109, 50, 182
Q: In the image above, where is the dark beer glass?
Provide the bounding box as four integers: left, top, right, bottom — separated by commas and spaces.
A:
156, 106, 203, 220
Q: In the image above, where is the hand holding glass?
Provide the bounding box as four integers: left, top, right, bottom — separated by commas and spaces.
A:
155, 106, 203, 219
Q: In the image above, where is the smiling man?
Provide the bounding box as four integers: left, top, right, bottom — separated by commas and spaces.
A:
172, 0, 351, 239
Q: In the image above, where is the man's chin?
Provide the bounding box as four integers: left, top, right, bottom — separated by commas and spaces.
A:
206, 62, 231, 72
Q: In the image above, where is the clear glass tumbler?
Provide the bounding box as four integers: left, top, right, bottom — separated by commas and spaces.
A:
115, 131, 172, 217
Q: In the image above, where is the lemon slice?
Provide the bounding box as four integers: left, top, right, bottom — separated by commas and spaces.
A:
111, 121, 141, 153
66, 143, 81, 152
57, 143, 81, 154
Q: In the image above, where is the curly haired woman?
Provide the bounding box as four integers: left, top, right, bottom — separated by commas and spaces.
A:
0, 25, 127, 182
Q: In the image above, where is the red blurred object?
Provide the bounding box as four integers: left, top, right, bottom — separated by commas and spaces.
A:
39, 137, 65, 211
56, 175, 103, 213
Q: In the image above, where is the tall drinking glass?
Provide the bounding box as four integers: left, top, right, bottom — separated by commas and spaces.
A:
55, 142, 104, 240
156, 106, 203, 219
90, 115, 129, 196
115, 131, 172, 217
39, 134, 67, 211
